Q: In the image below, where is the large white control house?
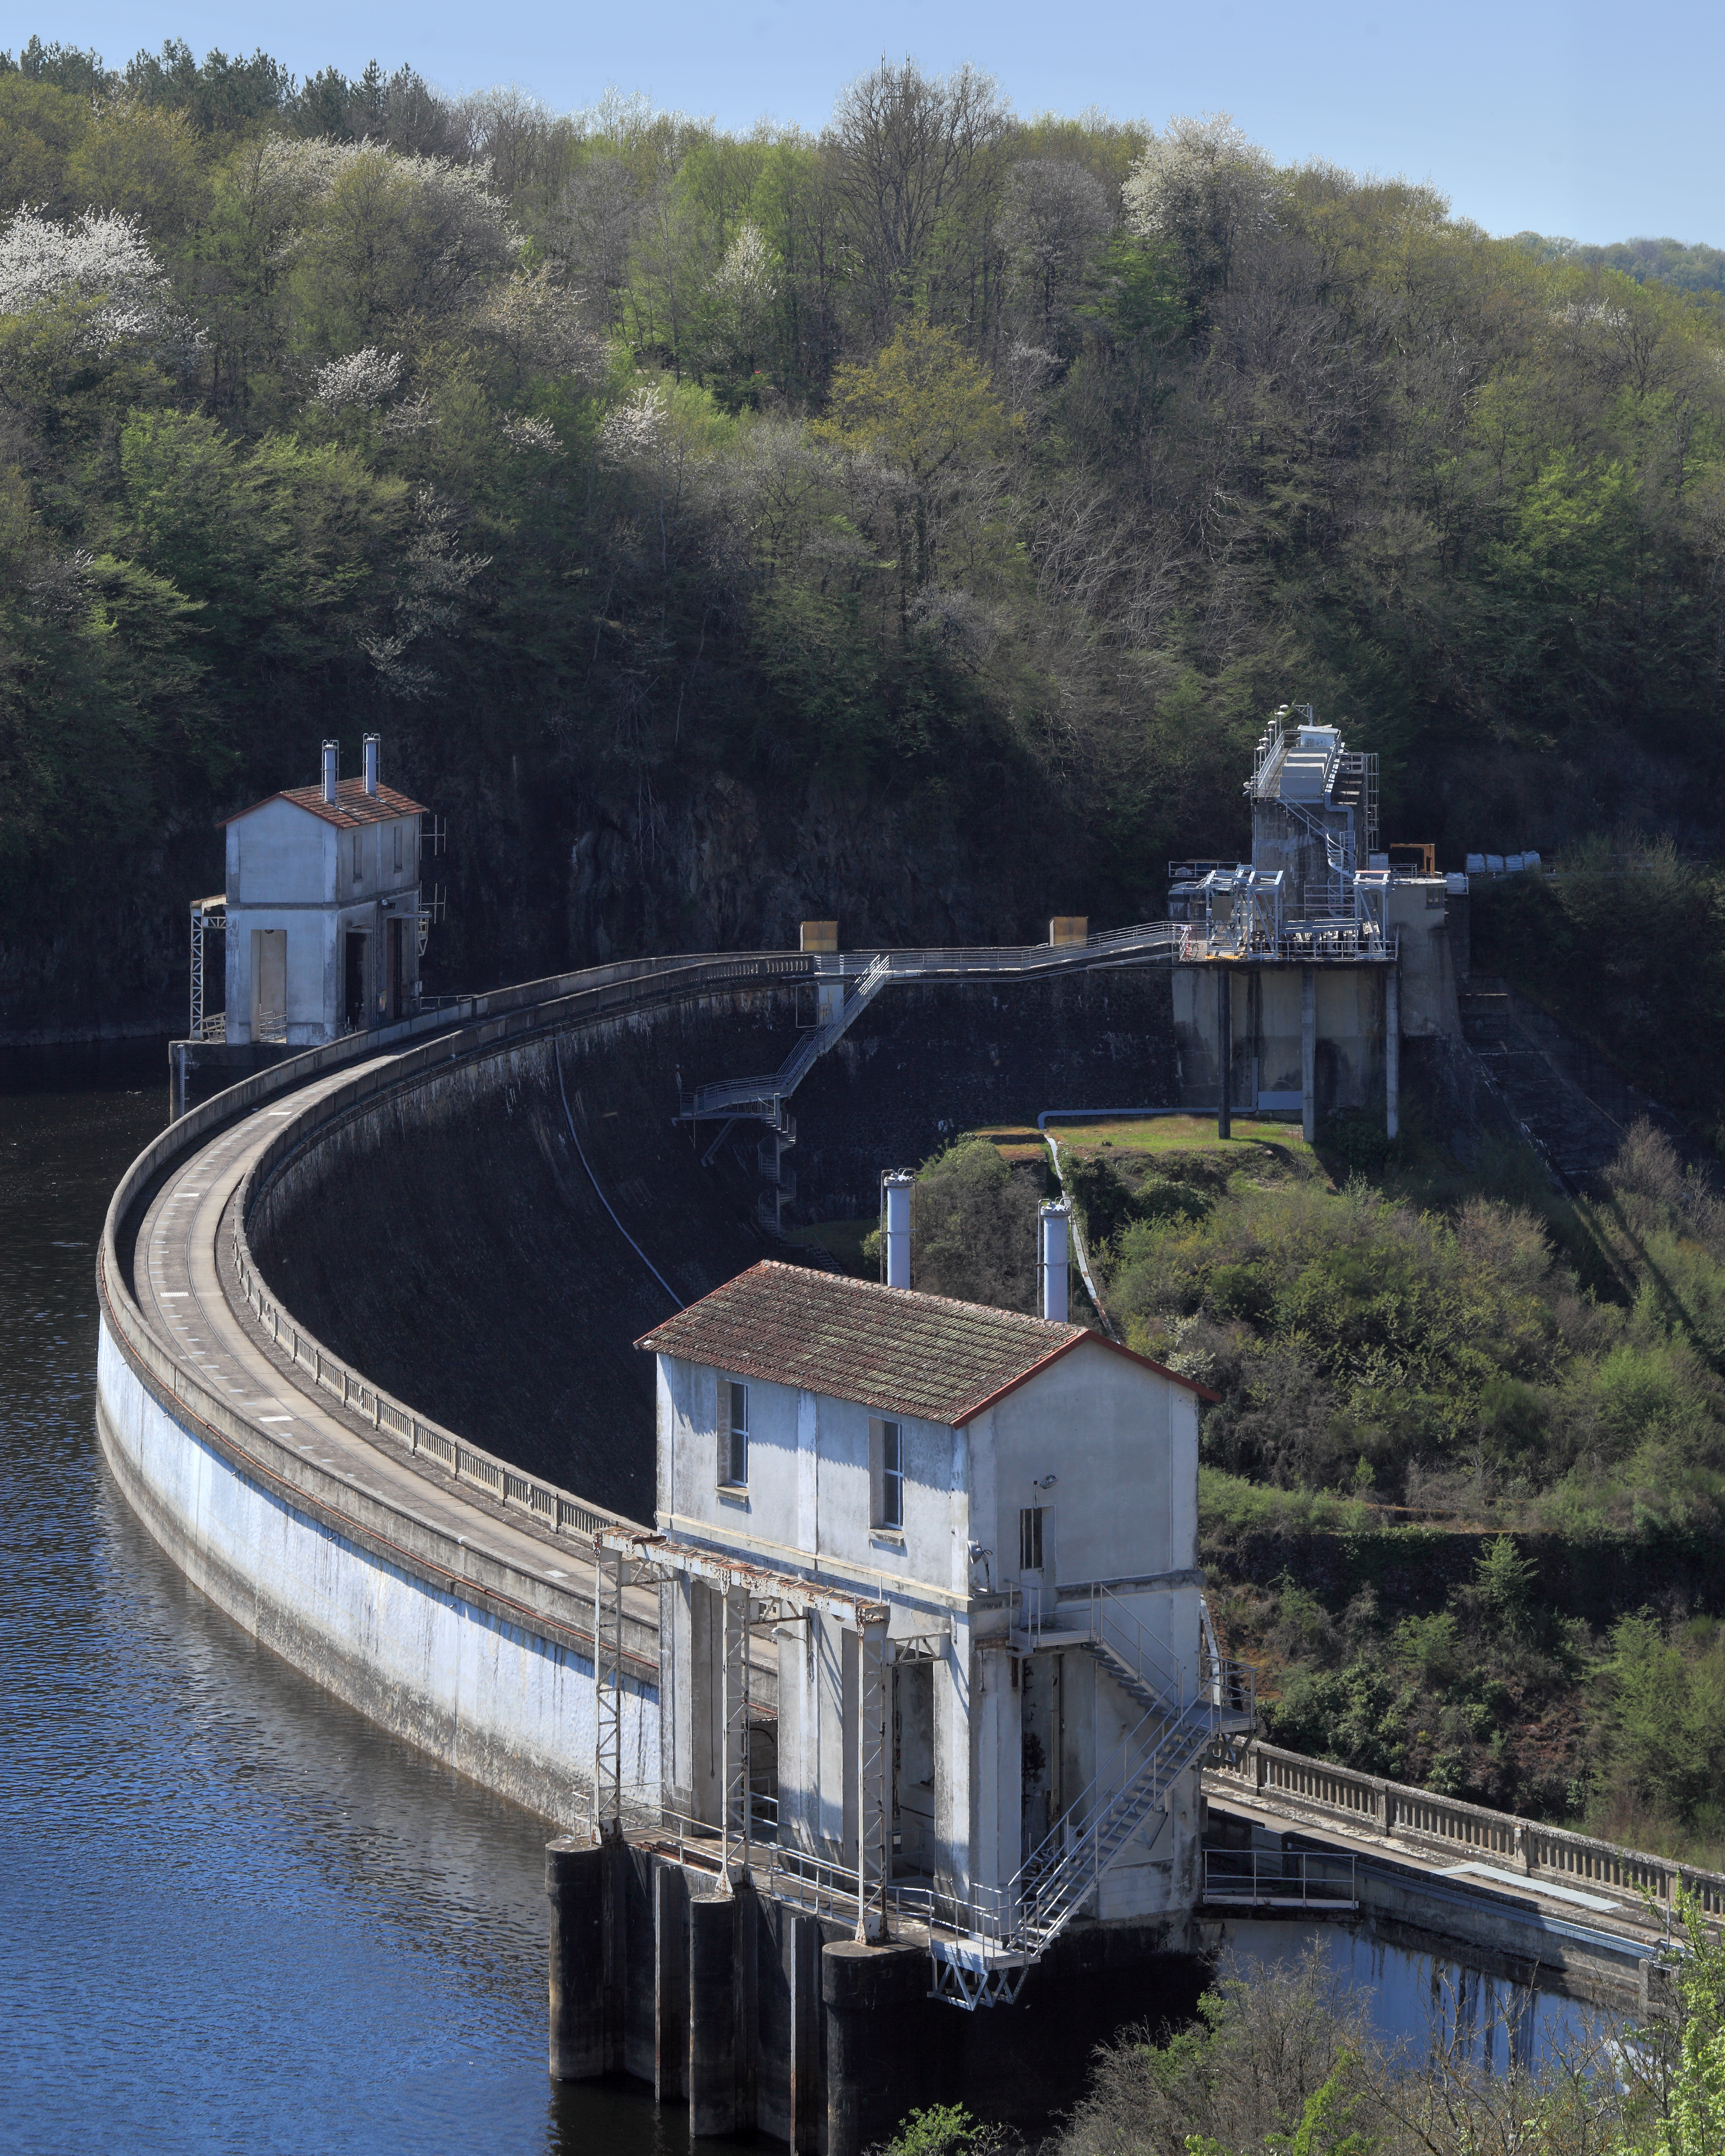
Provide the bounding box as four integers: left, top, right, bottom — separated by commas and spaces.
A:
630, 1262, 1243, 2002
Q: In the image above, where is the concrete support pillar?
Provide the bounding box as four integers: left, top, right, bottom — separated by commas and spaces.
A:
822, 1940, 933, 2156
1217, 966, 1232, 1140
688, 1892, 740, 2135
855, 1616, 889, 1942
1385, 968, 1401, 1141
168, 1040, 189, 1123
547, 1838, 608, 2080
653, 1858, 688, 2102
787, 1912, 823, 2153
1301, 966, 1316, 1143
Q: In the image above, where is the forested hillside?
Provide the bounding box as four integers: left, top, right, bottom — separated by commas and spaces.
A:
891, 1114, 1725, 1866
2, 35, 1724, 1032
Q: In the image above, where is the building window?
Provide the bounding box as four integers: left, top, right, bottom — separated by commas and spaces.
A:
872, 1419, 904, 1530
393, 823, 403, 873
352, 831, 363, 884
720, 1380, 747, 1488
1019, 1506, 1045, 1573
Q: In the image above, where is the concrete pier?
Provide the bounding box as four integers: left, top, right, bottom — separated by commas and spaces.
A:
1217, 966, 1232, 1138
544, 1841, 1206, 2155
547, 1840, 609, 2079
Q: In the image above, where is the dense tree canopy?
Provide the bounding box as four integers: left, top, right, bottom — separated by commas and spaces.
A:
1, 39, 1723, 1003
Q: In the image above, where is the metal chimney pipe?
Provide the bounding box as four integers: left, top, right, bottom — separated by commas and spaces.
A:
363, 733, 379, 797
882, 1172, 914, 1290
321, 739, 338, 806
1039, 1201, 1070, 1323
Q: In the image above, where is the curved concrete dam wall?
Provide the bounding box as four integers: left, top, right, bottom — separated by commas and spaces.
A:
94, 963, 775, 1836
95, 948, 1181, 1840
253, 965, 1180, 1513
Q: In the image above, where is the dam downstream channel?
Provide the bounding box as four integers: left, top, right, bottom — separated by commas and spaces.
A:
0, 1042, 748, 2156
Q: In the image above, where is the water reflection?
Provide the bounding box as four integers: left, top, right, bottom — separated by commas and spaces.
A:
1214, 1917, 1600, 2076
0, 1042, 749, 2156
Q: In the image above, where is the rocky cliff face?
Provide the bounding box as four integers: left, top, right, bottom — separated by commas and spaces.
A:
0, 755, 1089, 1044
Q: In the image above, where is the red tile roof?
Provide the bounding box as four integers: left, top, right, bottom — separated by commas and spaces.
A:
636, 1261, 1214, 1424
220, 776, 426, 829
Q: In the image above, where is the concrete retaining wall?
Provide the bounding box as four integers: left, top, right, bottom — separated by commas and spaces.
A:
96, 1320, 657, 1830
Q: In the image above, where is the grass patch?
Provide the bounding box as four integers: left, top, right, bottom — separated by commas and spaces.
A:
1200, 1468, 1373, 1536
1051, 1113, 1312, 1160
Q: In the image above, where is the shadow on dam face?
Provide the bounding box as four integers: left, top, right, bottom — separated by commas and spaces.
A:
251, 969, 1179, 1518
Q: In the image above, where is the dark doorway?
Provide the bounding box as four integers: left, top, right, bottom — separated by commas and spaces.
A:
344, 931, 367, 1032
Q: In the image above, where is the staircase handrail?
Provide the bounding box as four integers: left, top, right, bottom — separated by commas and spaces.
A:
1008, 1582, 1189, 1710
1017, 1699, 1218, 1947
941, 1690, 1219, 1954
1090, 1582, 1189, 1706
688, 927, 1186, 1118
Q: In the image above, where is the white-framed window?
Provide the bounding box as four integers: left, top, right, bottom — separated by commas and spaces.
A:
872, 1418, 904, 1529
1019, 1505, 1045, 1573
720, 1379, 748, 1489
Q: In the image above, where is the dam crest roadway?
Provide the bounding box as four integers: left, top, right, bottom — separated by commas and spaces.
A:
97, 932, 1719, 2145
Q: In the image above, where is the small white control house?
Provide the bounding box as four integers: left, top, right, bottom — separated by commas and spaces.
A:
629, 1261, 1243, 2003
221, 738, 425, 1046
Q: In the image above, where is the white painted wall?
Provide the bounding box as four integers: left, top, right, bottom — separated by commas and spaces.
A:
656, 1356, 970, 1617
656, 1335, 1206, 1923
97, 1320, 652, 1826
223, 798, 421, 1045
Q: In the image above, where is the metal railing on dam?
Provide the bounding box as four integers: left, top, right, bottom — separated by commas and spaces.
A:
227, 1231, 624, 1545
101, 945, 824, 1515
1207, 1738, 1725, 1921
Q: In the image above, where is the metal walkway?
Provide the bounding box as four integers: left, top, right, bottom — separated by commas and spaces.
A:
682, 924, 1187, 1126
914, 1591, 1255, 2009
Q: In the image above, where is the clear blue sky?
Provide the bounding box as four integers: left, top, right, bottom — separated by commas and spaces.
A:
37, 0, 1725, 245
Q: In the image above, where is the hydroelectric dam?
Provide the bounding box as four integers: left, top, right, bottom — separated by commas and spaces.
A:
100, 877, 1705, 2136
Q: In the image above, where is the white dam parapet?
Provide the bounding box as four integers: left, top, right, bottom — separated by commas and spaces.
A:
96, 1323, 653, 1827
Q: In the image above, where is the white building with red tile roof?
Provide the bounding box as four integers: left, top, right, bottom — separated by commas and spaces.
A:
219, 737, 426, 1045
635, 1260, 1236, 1966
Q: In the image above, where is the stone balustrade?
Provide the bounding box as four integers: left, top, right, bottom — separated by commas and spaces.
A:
1207, 1739, 1725, 1918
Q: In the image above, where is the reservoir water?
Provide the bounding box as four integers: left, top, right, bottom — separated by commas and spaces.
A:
0, 1043, 743, 2156
0, 1048, 1612, 2153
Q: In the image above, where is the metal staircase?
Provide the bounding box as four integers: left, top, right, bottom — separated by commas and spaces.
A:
688, 955, 891, 1123
682, 925, 1185, 1128
921, 1592, 1255, 2009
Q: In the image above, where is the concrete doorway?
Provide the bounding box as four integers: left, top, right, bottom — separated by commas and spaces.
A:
250, 928, 286, 1040
343, 931, 368, 1033
892, 1659, 936, 1877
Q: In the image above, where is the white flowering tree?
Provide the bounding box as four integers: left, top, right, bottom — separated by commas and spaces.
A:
1120, 112, 1280, 297
309, 346, 404, 410
473, 262, 602, 387
0, 205, 197, 359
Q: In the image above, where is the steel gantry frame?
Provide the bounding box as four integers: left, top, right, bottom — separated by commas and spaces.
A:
594, 1528, 893, 1937
189, 895, 225, 1042
592, 1539, 629, 1840
722, 1581, 751, 1888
